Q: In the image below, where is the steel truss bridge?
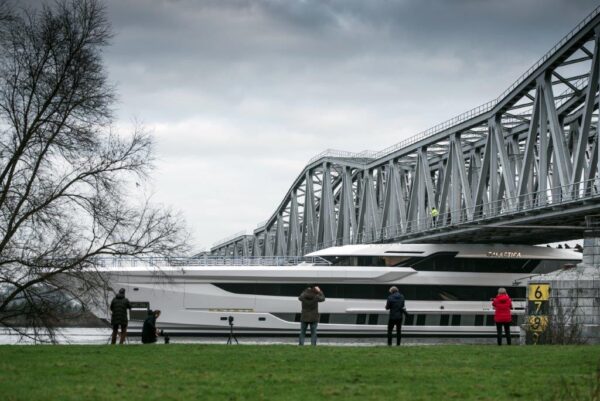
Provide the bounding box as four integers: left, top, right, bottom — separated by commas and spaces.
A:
211, 6, 600, 257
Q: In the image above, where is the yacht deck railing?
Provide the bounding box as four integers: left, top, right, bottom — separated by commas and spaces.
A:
94, 256, 330, 268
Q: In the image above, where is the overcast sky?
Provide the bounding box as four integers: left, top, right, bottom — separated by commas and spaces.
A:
97, 0, 598, 251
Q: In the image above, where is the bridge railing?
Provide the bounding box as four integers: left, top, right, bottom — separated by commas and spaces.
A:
495, 5, 600, 103
212, 231, 248, 248
308, 149, 378, 164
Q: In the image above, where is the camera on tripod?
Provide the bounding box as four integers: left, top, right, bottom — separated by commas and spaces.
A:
226, 315, 238, 344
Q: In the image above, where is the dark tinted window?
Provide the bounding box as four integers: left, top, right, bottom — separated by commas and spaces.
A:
397, 252, 541, 273
327, 252, 578, 274
272, 313, 510, 327
213, 283, 525, 301
395, 253, 579, 274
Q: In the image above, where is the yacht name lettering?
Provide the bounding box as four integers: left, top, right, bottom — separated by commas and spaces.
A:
486, 251, 522, 258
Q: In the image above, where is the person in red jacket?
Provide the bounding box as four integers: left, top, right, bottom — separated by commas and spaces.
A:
492, 288, 513, 345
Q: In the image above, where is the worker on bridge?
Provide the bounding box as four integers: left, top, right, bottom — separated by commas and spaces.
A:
431, 207, 439, 227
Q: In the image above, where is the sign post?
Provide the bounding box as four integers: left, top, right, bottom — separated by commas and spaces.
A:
526, 283, 550, 344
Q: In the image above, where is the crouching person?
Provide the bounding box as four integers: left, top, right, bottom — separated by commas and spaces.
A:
142, 310, 161, 344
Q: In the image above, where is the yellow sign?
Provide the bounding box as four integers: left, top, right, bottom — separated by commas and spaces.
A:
528, 284, 550, 301
528, 315, 548, 332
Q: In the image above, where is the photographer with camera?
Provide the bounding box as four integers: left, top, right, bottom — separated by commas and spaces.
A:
298, 284, 325, 346
141, 309, 164, 344
110, 288, 131, 345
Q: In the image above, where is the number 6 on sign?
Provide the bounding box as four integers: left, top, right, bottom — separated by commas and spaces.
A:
528, 284, 550, 301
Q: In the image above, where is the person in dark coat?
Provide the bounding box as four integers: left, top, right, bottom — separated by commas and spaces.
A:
385, 286, 410, 346
110, 288, 131, 344
298, 285, 325, 346
492, 287, 513, 345
142, 310, 161, 344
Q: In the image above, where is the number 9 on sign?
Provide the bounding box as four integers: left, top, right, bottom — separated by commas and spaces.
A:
528, 315, 548, 332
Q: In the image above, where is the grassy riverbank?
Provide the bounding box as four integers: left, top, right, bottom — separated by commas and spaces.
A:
0, 344, 597, 401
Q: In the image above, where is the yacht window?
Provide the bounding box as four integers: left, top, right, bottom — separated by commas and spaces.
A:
272, 312, 501, 327
327, 256, 357, 266
382, 256, 411, 266
213, 283, 526, 301
396, 252, 555, 273
425, 315, 439, 326
328, 255, 415, 266
359, 256, 387, 266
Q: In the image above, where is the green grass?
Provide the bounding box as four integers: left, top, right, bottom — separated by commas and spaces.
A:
0, 344, 597, 401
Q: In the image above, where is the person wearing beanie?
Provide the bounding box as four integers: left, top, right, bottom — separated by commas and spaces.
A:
110, 288, 132, 344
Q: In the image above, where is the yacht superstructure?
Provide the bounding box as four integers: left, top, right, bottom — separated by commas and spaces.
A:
96, 243, 581, 337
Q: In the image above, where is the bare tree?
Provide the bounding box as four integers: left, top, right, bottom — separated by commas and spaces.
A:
0, 0, 188, 341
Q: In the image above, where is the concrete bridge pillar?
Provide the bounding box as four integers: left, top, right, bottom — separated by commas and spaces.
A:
524, 215, 600, 344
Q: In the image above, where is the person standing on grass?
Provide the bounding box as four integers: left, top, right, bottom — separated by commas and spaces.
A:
110, 288, 131, 344
386, 286, 410, 346
492, 287, 513, 346
298, 285, 325, 346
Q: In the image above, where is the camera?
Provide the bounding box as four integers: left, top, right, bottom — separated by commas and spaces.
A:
226, 315, 238, 344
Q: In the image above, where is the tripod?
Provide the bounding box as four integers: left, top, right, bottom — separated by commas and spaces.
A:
107, 326, 129, 344
226, 316, 238, 345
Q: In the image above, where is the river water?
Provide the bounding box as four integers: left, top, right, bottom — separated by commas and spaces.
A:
0, 328, 492, 346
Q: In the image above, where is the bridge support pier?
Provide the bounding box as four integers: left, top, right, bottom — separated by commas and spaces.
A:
523, 216, 600, 344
